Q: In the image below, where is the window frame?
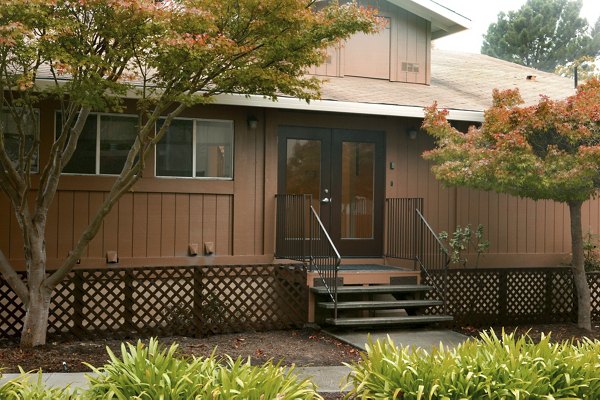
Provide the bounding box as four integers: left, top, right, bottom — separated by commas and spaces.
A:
56, 111, 139, 176
154, 117, 235, 180
1, 108, 40, 174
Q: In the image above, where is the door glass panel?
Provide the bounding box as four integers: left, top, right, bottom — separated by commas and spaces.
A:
285, 138, 321, 203
341, 142, 374, 239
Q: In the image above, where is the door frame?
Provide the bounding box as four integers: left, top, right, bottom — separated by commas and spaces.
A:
277, 125, 385, 257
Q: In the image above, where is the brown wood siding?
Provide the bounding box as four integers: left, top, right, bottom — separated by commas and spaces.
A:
1, 190, 234, 267
1, 102, 269, 269
310, 2, 431, 84
385, 125, 600, 267
3, 103, 600, 269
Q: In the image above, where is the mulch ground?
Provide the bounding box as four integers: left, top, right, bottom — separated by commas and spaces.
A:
456, 321, 600, 343
1, 323, 598, 399
0, 328, 361, 374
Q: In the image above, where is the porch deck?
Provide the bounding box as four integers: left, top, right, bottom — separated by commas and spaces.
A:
306, 263, 423, 324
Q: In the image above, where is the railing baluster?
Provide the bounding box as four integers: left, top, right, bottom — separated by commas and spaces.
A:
276, 194, 340, 318
385, 198, 449, 314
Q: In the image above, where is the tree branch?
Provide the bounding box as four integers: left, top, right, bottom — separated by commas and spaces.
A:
0, 249, 29, 306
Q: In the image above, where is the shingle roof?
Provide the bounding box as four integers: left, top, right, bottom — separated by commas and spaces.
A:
317, 49, 576, 113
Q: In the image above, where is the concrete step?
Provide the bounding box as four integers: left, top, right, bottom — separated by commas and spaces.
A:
317, 299, 443, 310
311, 284, 433, 295
325, 315, 454, 326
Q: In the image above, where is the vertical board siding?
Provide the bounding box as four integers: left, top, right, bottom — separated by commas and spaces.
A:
132, 193, 148, 258
391, 133, 600, 264
117, 193, 134, 258
0, 191, 233, 264
0, 195, 11, 258
57, 191, 74, 259
160, 193, 176, 257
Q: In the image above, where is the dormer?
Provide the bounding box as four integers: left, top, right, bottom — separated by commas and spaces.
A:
310, 0, 470, 84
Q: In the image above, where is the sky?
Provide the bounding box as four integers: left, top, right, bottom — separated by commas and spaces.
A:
434, 0, 600, 53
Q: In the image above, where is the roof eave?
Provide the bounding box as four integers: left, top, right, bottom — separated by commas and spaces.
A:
212, 93, 484, 122
386, 0, 471, 39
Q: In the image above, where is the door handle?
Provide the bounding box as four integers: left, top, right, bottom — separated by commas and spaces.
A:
321, 197, 331, 204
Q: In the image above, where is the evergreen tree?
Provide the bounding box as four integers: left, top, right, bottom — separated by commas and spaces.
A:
482, 0, 595, 72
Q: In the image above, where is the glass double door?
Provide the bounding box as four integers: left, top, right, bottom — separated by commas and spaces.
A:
278, 126, 385, 257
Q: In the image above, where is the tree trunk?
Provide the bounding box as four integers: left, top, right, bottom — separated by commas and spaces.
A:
19, 230, 52, 347
568, 200, 592, 331
20, 283, 52, 348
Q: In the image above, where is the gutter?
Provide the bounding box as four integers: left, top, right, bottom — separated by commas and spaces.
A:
212, 93, 485, 122
33, 77, 484, 123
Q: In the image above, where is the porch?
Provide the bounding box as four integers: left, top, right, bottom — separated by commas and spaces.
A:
275, 194, 453, 328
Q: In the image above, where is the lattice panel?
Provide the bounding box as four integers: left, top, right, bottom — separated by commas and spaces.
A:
550, 271, 575, 319
80, 270, 127, 335
131, 267, 195, 336
0, 275, 25, 339
590, 273, 600, 321
425, 268, 591, 327
197, 265, 307, 335
506, 271, 546, 318
48, 273, 76, 335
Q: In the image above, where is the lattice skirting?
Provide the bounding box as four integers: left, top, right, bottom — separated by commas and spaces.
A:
0, 265, 308, 340
423, 269, 600, 326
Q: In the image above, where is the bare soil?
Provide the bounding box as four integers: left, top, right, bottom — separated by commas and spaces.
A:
0, 328, 361, 374
0, 323, 597, 400
456, 321, 600, 343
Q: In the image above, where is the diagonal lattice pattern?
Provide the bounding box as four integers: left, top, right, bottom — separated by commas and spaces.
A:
0, 265, 307, 340
424, 268, 597, 327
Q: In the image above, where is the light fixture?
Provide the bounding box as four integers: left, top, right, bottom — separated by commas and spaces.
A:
407, 127, 418, 140
247, 115, 258, 130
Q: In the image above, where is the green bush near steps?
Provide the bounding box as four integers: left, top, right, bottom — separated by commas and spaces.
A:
344, 331, 600, 400
0, 338, 323, 400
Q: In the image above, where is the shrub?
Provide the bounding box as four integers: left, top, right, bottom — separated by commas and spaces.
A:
438, 224, 489, 268
583, 231, 600, 272
345, 331, 600, 399
85, 337, 322, 400
0, 369, 78, 399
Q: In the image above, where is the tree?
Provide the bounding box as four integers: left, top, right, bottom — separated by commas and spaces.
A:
482, 0, 595, 72
422, 79, 600, 331
0, 0, 379, 347
555, 55, 599, 81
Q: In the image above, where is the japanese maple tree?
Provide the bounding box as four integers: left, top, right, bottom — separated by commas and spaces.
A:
422, 79, 600, 331
0, 0, 378, 347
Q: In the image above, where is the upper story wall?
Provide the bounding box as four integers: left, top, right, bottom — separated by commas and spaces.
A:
310, 0, 431, 84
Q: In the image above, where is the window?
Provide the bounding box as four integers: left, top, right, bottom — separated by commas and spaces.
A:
1, 110, 39, 172
156, 118, 233, 179
61, 113, 138, 175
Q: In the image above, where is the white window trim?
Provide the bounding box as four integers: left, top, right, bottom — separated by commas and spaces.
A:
1, 108, 40, 174
154, 117, 234, 180
57, 111, 138, 176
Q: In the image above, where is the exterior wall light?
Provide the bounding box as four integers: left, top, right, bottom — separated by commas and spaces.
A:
247, 115, 258, 130
407, 127, 418, 140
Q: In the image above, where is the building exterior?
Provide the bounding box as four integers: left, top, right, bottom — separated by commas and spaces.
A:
0, 0, 591, 271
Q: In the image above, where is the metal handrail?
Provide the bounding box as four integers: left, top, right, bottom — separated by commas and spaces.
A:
415, 208, 450, 314
275, 194, 341, 318
309, 205, 341, 319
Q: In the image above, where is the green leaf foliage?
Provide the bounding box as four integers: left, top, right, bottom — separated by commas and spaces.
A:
0, 369, 79, 399
84, 337, 323, 400
422, 79, 600, 204
481, 0, 596, 72
0, 338, 324, 399
345, 331, 600, 399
